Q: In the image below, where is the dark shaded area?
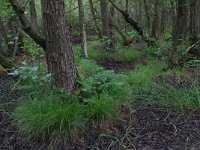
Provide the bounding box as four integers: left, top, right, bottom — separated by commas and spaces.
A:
97, 59, 135, 73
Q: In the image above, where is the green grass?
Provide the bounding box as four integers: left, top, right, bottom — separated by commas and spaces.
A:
124, 65, 158, 88
12, 41, 200, 146
86, 92, 117, 122
77, 59, 103, 80
74, 41, 145, 63
134, 81, 200, 113
160, 68, 189, 79
109, 47, 145, 62
15, 95, 86, 142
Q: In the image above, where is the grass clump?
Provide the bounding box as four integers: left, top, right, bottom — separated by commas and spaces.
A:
15, 95, 86, 143
86, 93, 117, 122
125, 65, 157, 88
135, 81, 200, 113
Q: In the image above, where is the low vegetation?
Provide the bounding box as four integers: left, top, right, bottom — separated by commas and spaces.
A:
7, 41, 198, 146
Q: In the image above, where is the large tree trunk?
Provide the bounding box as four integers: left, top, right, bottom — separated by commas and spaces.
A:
78, 0, 88, 58
41, 0, 77, 93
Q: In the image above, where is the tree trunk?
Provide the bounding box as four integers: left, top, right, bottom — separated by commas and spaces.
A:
160, 0, 166, 35
143, 0, 151, 35
88, 0, 102, 38
41, 0, 77, 93
189, 0, 200, 44
151, 0, 160, 38
0, 20, 3, 52
78, 0, 88, 58
100, 0, 110, 37
172, 0, 189, 46
29, 0, 38, 31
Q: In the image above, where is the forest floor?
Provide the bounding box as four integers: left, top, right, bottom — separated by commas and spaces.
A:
0, 59, 200, 150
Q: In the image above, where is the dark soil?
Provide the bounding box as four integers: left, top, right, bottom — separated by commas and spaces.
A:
1, 73, 200, 150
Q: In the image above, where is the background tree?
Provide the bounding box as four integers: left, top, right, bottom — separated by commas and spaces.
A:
78, 0, 88, 57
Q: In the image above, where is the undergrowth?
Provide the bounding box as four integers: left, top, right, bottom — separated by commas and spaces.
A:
10, 44, 199, 147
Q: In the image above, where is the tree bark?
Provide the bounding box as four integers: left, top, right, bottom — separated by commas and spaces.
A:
78, 0, 88, 58
151, 0, 160, 38
88, 0, 102, 38
172, 0, 189, 46
0, 20, 3, 53
189, 0, 200, 44
143, 0, 151, 35
29, 0, 38, 31
9, 0, 45, 49
100, 0, 110, 37
41, 0, 77, 93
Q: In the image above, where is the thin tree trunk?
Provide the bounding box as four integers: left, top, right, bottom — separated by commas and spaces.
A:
0, 19, 3, 53
151, 0, 160, 38
78, 0, 88, 58
41, 0, 77, 93
88, 0, 102, 38
29, 0, 38, 31
143, 0, 151, 35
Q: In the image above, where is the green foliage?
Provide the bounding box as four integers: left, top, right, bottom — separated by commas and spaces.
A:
160, 69, 189, 79
77, 59, 103, 80
79, 68, 132, 102
109, 47, 145, 62
134, 81, 200, 113
15, 95, 86, 143
85, 93, 117, 122
125, 64, 158, 88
